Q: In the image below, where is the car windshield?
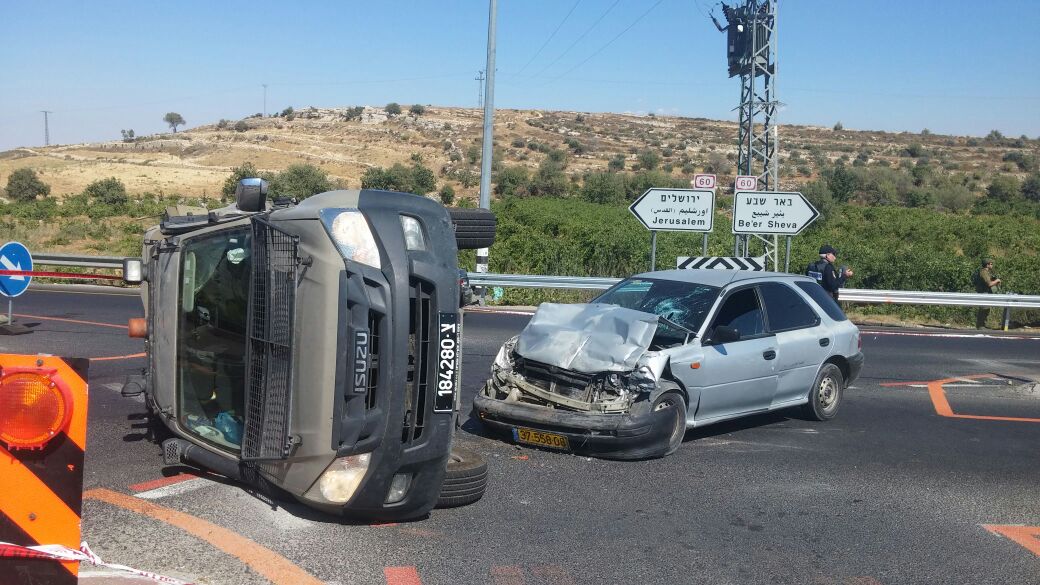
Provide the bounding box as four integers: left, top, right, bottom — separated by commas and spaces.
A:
593, 277, 721, 334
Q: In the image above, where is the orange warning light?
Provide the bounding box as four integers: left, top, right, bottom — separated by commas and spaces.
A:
0, 369, 73, 450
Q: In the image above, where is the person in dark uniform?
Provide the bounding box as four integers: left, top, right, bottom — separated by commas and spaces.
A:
806, 245, 853, 301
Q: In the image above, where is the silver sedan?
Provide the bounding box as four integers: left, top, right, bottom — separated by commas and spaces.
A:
474, 270, 864, 459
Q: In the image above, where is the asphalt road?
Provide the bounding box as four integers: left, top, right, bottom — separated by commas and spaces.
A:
1, 288, 1038, 585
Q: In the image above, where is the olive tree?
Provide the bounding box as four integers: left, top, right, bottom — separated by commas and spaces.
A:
163, 112, 186, 132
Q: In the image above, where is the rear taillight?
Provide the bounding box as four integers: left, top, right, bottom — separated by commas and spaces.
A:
0, 369, 73, 450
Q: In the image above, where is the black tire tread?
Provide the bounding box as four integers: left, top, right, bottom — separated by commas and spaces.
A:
436, 446, 488, 509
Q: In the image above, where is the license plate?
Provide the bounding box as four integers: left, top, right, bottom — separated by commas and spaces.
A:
434, 312, 458, 413
512, 427, 570, 450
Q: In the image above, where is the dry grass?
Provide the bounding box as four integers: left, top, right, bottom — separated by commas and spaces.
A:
0, 105, 1033, 205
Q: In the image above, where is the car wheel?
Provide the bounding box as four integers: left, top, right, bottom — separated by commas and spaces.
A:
802, 363, 844, 421
652, 389, 687, 457
436, 446, 488, 508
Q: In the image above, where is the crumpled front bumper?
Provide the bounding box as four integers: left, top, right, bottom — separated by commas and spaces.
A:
473, 385, 677, 460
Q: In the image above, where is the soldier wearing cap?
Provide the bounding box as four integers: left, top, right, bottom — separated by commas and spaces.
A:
806, 245, 853, 301
972, 258, 1001, 329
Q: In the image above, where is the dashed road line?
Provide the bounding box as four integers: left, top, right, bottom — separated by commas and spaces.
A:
384, 567, 423, 585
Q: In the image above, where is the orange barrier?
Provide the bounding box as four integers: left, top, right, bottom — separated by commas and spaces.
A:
0, 354, 89, 585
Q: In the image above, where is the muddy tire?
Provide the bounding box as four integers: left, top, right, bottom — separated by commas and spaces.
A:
447, 208, 496, 250
436, 446, 488, 508
802, 363, 844, 421
652, 389, 687, 458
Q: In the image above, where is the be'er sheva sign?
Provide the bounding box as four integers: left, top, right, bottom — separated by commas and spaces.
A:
628, 188, 716, 233
732, 191, 819, 235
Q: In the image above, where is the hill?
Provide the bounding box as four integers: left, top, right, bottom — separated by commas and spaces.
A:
1, 105, 1036, 204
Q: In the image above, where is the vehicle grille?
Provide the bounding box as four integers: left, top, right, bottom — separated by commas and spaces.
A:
364, 312, 381, 411
403, 278, 434, 444
242, 216, 299, 461
514, 358, 594, 401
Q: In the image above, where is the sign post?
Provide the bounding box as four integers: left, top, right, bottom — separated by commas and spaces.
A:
0, 241, 33, 335
629, 188, 716, 271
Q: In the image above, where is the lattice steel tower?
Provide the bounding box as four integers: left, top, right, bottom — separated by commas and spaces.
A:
714, 0, 781, 261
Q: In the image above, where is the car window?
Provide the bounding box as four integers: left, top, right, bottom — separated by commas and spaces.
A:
759, 282, 820, 331
795, 281, 848, 321
711, 288, 765, 337
594, 278, 720, 333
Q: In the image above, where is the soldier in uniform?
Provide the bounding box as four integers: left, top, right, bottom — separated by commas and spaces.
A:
973, 258, 1001, 329
806, 245, 853, 301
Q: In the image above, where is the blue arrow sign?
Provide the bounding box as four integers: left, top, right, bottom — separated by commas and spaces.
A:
0, 241, 33, 298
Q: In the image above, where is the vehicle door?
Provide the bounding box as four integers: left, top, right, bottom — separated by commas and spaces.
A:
694, 286, 778, 422
757, 282, 831, 407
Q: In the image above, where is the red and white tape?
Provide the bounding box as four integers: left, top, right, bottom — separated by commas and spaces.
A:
0, 541, 194, 584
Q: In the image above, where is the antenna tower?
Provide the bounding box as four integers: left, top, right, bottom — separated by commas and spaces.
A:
41, 110, 53, 146
714, 0, 781, 262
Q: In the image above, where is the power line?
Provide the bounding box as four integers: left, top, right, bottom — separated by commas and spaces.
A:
515, 0, 582, 75
529, 0, 620, 79
542, 0, 667, 86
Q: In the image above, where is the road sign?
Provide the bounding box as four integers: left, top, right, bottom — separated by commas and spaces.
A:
629, 188, 715, 233
735, 176, 758, 191
732, 191, 818, 235
677, 256, 766, 271
692, 174, 716, 190
0, 241, 33, 298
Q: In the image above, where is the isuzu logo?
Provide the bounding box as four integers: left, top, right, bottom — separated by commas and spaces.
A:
353, 329, 370, 393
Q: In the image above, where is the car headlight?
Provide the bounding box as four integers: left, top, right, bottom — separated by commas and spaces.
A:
304, 453, 371, 504
399, 215, 426, 251
494, 336, 518, 370
319, 209, 381, 269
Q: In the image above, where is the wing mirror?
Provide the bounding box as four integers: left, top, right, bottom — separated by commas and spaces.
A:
122, 258, 145, 284
710, 326, 741, 344
235, 178, 269, 212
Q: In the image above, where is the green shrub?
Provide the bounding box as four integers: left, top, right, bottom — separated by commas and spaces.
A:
409, 104, 425, 116
361, 162, 436, 194
384, 103, 402, 116
987, 175, 1021, 202
638, 150, 661, 171
271, 164, 336, 199
439, 184, 455, 205
493, 166, 530, 198
5, 168, 51, 202
222, 162, 274, 197
580, 172, 625, 205
85, 177, 129, 206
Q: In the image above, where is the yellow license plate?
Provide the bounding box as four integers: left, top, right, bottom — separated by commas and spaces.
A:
512, 427, 570, 450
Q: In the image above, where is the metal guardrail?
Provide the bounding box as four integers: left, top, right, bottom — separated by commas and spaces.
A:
33, 253, 125, 270
467, 272, 1040, 309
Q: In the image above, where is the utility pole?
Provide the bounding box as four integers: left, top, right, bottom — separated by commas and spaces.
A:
476, 0, 497, 278
475, 70, 486, 108
262, 84, 268, 117
40, 111, 52, 146
714, 0, 780, 265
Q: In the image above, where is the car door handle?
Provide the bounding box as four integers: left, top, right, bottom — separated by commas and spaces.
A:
763, 350, 776, 360
819, 338, 830, 347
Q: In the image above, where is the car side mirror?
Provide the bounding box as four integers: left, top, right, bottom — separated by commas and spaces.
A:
123, 258, 145, 284
710, 326, 741, 344
235, 178, 268, 212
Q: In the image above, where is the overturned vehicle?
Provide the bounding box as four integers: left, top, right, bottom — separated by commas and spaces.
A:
475, 270, 863, 459
121, 180, 494, 520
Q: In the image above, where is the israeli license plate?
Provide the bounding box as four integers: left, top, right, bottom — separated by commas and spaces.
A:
434, 312, 458, 413
512, 427, 570, 450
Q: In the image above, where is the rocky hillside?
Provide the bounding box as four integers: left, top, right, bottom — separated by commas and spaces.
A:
1, 105, 1035, 203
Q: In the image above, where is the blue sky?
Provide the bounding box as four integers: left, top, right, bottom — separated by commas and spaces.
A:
1, 0, 1037, 150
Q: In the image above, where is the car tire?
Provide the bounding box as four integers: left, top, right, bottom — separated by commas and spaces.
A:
652, 388, 687, 457
436, 446, 488, 508
447, 208, 496, 250
802, 363, 844, 421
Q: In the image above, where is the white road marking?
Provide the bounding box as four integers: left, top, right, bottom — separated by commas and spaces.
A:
861, 329, 1040, 341
135, 477, 212, 500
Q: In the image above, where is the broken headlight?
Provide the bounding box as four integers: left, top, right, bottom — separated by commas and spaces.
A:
493, 336, 518, 371
320, 208, 381, 269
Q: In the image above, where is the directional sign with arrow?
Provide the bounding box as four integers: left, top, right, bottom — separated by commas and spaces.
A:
0, 241, 33, 298
732, 191, 819, 235
629, 188, 715, 233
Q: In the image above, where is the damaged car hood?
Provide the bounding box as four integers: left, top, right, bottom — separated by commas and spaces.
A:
515, 303, 659, 373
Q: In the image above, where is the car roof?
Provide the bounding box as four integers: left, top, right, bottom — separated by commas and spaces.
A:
630, 269, 815, 287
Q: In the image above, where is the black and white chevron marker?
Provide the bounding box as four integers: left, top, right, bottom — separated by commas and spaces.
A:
676, 256, 767, 271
